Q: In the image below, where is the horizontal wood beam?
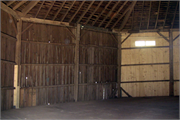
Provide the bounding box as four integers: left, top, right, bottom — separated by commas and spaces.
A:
121, 80, 170, 83
21, 40, 75, 46
21, 64, 75, 66
122, 46, 169, 50
1, 2, 20, 19
121, 62, 169, 66
80, 44, 117, 49
79, 64, 117, 67
20, 17, 69, 26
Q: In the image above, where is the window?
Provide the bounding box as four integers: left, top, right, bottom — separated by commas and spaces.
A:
135, 41, 156, 46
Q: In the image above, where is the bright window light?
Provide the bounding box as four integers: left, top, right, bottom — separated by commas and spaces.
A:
135, 41, 145, 46
135, 41, 156, 46
145, 41, 156, 46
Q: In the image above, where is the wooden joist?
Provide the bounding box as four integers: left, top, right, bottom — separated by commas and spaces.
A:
139, 1, 144, 30
69, 1, 85, 23
171, 1, 178, 29
44, 1, 55, 19
7, 1, 16, 6
1, 2, 20, 19
118, 1, 137, 31
92, 0, 112, 26
147, 1, 152, 29
77, 0, 95, 23
22, 1, 39, 16
105, 1, 128, 28
163, 1, 170, 29
98, 1, 121, 27
35, 1, 45, 18
52, 1, 66, 21
154, 1, 161, 29
13, 1, 27, 10
61, 1, 76, 22
85, 1, 103, 25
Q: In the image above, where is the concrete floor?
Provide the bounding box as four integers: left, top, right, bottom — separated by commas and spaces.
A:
1, 96, 179, 119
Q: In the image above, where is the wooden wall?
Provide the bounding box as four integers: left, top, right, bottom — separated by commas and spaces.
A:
1, 10, 17, 110
121, 32, 171, 97
20, 22, 76, 107
78, 29, 117, 101
173, 31, 180, 96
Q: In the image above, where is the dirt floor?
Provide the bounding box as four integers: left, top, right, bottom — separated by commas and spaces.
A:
1, 96, 179, 119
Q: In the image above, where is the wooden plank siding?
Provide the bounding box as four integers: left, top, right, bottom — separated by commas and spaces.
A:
1, 10, 17, 110
78, 29, 118, 101
120, 31, 179, 97
20, 22, 76, 107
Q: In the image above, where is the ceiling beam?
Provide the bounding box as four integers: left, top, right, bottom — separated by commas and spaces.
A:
35, 1, 45, 18
92, 0, 112, 26
84, 1, 103, 25
21, 17, 69, 26
171, 1, 178, 29
1, 2, 20, 19
131, 8, 134, 30
155, 1, 161, 29
44, 1, 55, 19
69, 1, 86, 23
119, 1, 137, 31
139, 1, 144, 30
163, 1, 170, 29
22, 1, 39, 16
111, 2, 135, 29
7, 1, 16, 6
147, 1, 152, 29
61, 1, 76, 22
77, 0, 95, 23
98, 1, 121, 27
52, 1, 66, 21
105, 1, 128, 28
13, 1, 27, 10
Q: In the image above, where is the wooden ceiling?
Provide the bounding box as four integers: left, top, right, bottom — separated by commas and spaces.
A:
1, 1, 179, 31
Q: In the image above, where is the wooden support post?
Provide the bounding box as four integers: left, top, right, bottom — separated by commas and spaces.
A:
117, 33, 121, 97
169, 30, 174, 96
74, 24, 80, 102
14, 19, 22, 108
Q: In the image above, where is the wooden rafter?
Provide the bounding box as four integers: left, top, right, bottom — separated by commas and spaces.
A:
8, 14, 17, 35
13, 1, 27, 10
84, 1, 103, 25
61, 1, 76, 22
69, 1, 86, 23
147, 1, 152, 29
163, 1, 170, 29
7, 1, 15, 6
171, 1, 178, 29
92, 0, 112, 26
155, 1, 161, 29
98, 1, 121, 27
105, 1, 128, 28
139, 1, 144, 30
1, 2, 20, 19
111, 2, 135, 29
22, 1, 39, 16
77, 1, 95, 24
53, 1, 66, 21
44, 1, 55, 19
35, 1, 45, 18
131, 8, 134, 30
119, 1, 137, 31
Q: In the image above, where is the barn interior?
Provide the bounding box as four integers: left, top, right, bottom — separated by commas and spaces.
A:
1, 1, 179, 119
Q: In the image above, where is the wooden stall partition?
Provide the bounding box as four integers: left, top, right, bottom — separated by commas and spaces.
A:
78, 29, 118, 101
19, 21, 76, 107
1, 10, 17, 110
120, 32, 170, 97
